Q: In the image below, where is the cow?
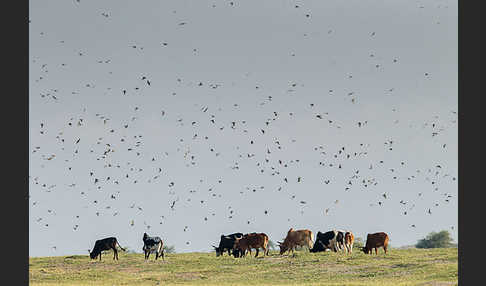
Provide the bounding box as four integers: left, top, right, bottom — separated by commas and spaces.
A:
142, 232, 164, 260
344, 231, 355, 254
336, 230, 346, 252
277, 228, 314, 255
89, 237, 126, 261
362, 232, 389, 255
233, 232, 269, 258
334, 230, 354, 254
212, 233, 243, 257
310, 230, 339, 253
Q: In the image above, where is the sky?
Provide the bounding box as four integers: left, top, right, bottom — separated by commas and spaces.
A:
29, 0, 457, 257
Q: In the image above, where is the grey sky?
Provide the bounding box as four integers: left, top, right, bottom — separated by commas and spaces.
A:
29, 0, 457, 257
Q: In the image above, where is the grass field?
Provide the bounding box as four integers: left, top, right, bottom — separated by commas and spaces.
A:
29, 248, 457, 286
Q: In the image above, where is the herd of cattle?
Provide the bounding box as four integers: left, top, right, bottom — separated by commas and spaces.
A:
88, 229, 389, 261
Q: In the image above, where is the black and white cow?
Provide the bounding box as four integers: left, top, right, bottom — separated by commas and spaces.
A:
212, 233, 243, 257
336, 230, 346, 251
142, 232, 164, 260
310, 230, 339, 253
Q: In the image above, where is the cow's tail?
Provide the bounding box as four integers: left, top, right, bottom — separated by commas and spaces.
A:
309, 231, 315, 249
116, 239, 126, 251
264, 234, 269, 255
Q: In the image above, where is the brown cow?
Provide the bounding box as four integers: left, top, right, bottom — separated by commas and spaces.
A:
344, 231, 355, 254
233, 233, 269, 258
278, 228, 314, 255
362, 232, 389, 255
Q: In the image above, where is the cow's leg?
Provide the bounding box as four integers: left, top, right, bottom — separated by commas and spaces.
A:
384, 245, 387, 254
99, 253, 102, 261
155, 251, 159, 260
228, 248, 231, 256
113, 249, 117, 260
255, 248, 259, 258
375, 248, 378, 255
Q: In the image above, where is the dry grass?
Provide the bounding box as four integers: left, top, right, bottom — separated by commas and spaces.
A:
29, 248, 458, 286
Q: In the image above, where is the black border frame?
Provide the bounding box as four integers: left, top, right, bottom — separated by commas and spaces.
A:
3, 0, 29, 284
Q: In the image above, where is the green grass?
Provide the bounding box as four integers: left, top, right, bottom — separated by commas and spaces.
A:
29, 248, 457, 286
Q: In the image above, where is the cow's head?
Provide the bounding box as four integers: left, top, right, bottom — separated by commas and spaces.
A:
277, 241, 289, 255
212, 245, 222, 257
361, 246, 370, 254
89, 249, 98, 259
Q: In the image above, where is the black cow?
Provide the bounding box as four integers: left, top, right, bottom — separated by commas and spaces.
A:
310, 231, 339, 253
89, 237, 126, 261
212, 233, 243, 257
142, 232, 164, 260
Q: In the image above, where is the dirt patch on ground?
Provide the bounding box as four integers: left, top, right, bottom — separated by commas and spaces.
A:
175, 271, 204, 280
417, 281, 456, 286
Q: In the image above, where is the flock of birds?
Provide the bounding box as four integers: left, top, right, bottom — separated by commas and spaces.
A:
29, 1, 456, 254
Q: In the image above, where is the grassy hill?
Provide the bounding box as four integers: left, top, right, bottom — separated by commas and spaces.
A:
29, 248, 457, 286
